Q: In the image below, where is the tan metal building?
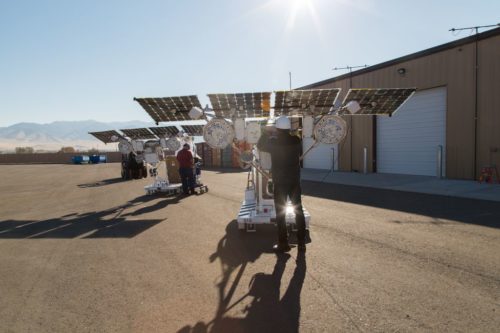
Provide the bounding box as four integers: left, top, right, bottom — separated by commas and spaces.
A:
301, 27, 500, 180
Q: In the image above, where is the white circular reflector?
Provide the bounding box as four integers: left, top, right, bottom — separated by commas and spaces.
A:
118, 141, 132, 154
245, 122, 261, 144
203, 119, 235, 149
165, 137, 181, 151
313, 115, 348, 144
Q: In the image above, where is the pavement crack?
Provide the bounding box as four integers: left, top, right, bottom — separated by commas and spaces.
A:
314, 223, 500, 284
290, 253, 366, 333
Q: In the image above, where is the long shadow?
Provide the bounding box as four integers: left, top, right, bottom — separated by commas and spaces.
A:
178, 220, 307, 333
0, 195, 180, 238
301, 180, 500, 229
205, 168, 247, 174
77, 177, 124, 188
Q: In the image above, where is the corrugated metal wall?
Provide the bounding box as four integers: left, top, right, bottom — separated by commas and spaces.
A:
308, 32, 499, 180
477, 35, 500, 175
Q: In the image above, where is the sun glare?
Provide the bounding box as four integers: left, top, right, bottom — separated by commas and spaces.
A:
287, 0, 315, 30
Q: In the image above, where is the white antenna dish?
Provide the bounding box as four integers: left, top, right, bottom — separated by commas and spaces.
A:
165, 137, 181, 151
245, 122, 261, 144
203, 118, 235, 149
118, 141, 132, 154
313, 115, 348, 144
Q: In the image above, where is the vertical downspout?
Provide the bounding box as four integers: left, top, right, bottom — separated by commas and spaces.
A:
372, 115, 377, 173
349, 72, 353, 171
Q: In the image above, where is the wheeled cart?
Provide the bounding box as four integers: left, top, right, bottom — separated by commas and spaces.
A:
236, 151, 310, 232
145, 180, 183, 195
237, 199, 310, 232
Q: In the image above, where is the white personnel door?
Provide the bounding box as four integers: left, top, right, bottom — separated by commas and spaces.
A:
302, 138, 338, 170
376, 87, 446, 176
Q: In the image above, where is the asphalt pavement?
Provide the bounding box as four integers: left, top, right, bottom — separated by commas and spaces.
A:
0, 164, 499, 332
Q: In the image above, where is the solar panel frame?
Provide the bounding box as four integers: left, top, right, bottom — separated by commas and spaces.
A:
120, 128, 157, 140
207, 92, 272, 118
274, 89, 341, 116
341, 88, 416, 116
148, 126, 180, 137
181, 125, 205, 136
134, 95, 203, 123
88, 130, 123, 144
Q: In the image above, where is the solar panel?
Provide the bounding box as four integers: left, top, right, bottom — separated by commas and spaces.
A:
134, 95, 202, 123
341, 88, 416, 116
88, 130, 123, 144
274, 89, 341, 116
207, 92, 272, 118
148, 126, 179, 137
120, 128, 157, 140
181, 125, 205, 135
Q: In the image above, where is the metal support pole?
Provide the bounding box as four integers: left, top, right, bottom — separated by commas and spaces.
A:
437, 145, 443, 179
363, 147, 368, 174
331, 147, 335, 174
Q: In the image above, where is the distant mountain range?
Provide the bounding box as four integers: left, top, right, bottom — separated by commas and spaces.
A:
0, 120, 155, 142
0, 120, 154, 152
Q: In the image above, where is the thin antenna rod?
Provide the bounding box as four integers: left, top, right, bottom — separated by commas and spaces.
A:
333, 64, 369, 89
332, 64, 368, 73
449, 23, 499, 34
289, 71, 292, 90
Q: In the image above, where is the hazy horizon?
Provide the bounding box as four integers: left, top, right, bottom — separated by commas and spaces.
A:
0, 119, 207, 152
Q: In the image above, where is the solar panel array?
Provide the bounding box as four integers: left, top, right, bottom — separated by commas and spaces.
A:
134, 95, 202, 123
148, 126, 179, 137
132, 89, 416, 123
181, 125, 205, 136
207, 92, 272, 118
88, 130, 123, 144
120, 128, 157, 140
274, 89, 341, 116
341, 88, 416, 116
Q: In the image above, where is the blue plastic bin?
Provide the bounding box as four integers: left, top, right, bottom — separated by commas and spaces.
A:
72, 155, 90, 164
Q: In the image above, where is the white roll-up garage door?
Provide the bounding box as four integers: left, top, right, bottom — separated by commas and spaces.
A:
302, 138, 338, 170
376, 87, 446, 176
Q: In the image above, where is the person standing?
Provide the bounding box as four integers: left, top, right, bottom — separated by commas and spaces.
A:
176, 143, 195, 195
257, 116, 306, 253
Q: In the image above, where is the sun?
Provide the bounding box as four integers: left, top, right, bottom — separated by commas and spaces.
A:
287, 0, 317, 30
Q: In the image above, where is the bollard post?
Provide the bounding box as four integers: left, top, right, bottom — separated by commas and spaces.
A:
331, 147, 335, 174
437, 145, 443, 179
363, 147, 368, 174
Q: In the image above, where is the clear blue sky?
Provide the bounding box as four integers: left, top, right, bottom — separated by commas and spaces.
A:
0, 0, 498, 126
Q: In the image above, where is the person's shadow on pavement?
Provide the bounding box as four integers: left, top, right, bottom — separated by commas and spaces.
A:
178, 233, 307, 333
